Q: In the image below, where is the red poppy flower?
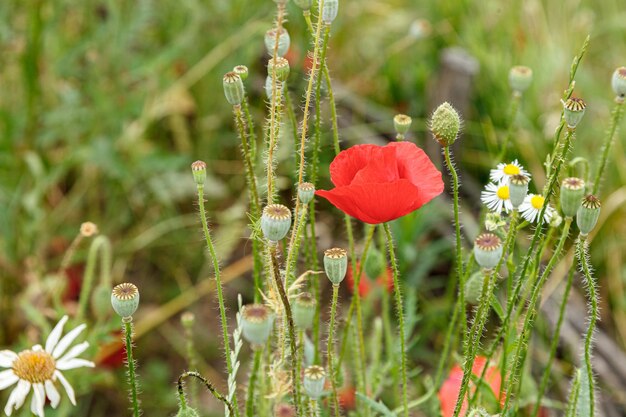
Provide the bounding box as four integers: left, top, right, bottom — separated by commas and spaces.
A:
315, 142, 444, 224
346, 261, 393, 297
438, 356, 502, 417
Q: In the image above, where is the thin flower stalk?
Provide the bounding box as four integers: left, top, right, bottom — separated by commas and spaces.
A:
245, 349, 262, 417
77, 235, 112, 322
327, 284, 341, 417
242, 98, 258, 160
592, 99, 624, 194
497, 91, 522, 162
123, 317, 141, 417
178, 371, 234, 416
383, 222, 409, 417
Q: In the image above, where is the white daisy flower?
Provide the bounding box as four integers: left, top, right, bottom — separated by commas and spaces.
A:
0, 316, 94, 417
519, 194, 555, 224
481, 182, 513, 213
489, 160, 531, 184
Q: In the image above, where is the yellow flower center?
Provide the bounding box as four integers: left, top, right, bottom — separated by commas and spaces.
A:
503, 164, 520, 175
530, 195, 545, 210
12, 350, 56, 383
496, 186, 510, 200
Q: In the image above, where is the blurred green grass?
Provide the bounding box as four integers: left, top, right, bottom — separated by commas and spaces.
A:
1, 0, 626, 415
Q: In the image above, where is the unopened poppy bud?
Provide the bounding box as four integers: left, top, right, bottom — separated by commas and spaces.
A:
465, 271, 486, 305
560, 177, 585, 218
264, 28, 290, 57
576, 195, 601, 236
611, 67, 626, 99
563, 97, 586, 129
473, 233, 502, 270
322, 0, 338, 24
393, 114, 412, 138
303, 365, 326, 399
293, 0, 312, 9
364, 246, 384, 280
261, 204, 292, 242
241, 304, 275, 346
191, 160, 207, 186
324, 247, 348, 285
508, 66, 533, 93
274, 403, 296, 417
233, 65, 249, 81
508, 174, 529, 209
293, 292, 316, 330
268, 57, 290, 81
223, 72, 245, 106
111, 283, 140, 318
298, 182, 315, 204
430, 102, 461, 146
176, 407, 200, 417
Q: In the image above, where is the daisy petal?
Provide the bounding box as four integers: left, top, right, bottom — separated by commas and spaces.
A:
45, 380, 61, 408
31, 383, 45, 417
4, 380, 30, 416
0, 350, 17, 368
56, 358, 95, 370
45, 315, 68, 354
52, 324, 86, 359
55, 371, 76, 405
0, 370, 19, 390
58, 342, 89, 363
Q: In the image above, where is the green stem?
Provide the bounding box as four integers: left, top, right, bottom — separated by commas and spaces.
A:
77, 235, 112, 322
327, 285, 341, 417
242, 98, 258, 160
383, 222, 408, 417
246, 349, 262, 417
178, 371, 234, 416
576, 236, 598, 416
592, 99, 624, 194
497, 92, 522, 162
123, 318, 141, 417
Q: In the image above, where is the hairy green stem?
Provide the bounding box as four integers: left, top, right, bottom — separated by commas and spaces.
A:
327, 284, 341, 417
123, 318, 141, 417
592, 99, 624, 194
497, 92, 522, 162
77, 235, 112, 322
178, 371, 234, 416
246, 349, 262, 417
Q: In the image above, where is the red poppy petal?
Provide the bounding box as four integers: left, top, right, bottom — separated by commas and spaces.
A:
387, 141, 444, 202
350, 146, 400, 185
329, 144, 383, 187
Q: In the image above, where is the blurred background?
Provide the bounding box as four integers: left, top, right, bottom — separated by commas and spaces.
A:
1, 0, 626, 415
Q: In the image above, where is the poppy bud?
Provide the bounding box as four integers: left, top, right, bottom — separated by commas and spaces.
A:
430, 102, 461, 146
261, 204, 292, 242
111, 283, 140, 318
393, 114, 412, 137
303, 365, 326, 399
264, 28, 290, 57
611, 67, 626, 99
233, 65, 249, 81
298, 182, 315, 204
176, 407, 200, 417
223, 72, 245, 106
465, 271, 486, 305
324, 247, 348, 286
191, 160, 207, 186
576, 195, 601, 236
563, 97, 586, 129
293, 0, 312, 9
560, 177, 585, 218
293, 292, 316, 330
508, 66, 533, 94
274, 403, 296, 417
508, 174, 529, 209
473, 233, 502, 270
268, 57, 290, 82
364, 246, 384, 280
322, 0, 339, 24
241, 304, 275, 346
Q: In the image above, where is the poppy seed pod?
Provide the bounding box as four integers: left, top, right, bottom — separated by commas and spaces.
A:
576, 195, 601, 236
563, 97, 586, 129
322, 0, 338, 24
261, 204, 292, 242
264, 28, 290, 57
364, 246, 384, 281
293, 292, 317, 330
298, 182, 315, 204
324, 247, 348, 285
508, 66, 533, 93
241, 304, 275, 346
465, 271, 486, 305
560, 177, 585, 218
430, 102, 461, 146
223, 72, 244, 106
393, 114, 412, 136
233, 65, 249, 81
293, 0, 312, 9
303, 365, 326, 399
473, 233, 503, 270
508, 174, 529, 209
611, 67, 626, 98
191, 160, 207, 186
268, 57, 290, 82
111, 283, 140, 318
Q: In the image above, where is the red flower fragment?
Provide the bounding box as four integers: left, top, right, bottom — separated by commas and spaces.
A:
316, 142, 444, 224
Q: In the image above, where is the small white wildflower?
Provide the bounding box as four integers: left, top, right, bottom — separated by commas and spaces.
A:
519, 194, 555, 224
489, 160, 531, 184
481, 183, 513, 213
